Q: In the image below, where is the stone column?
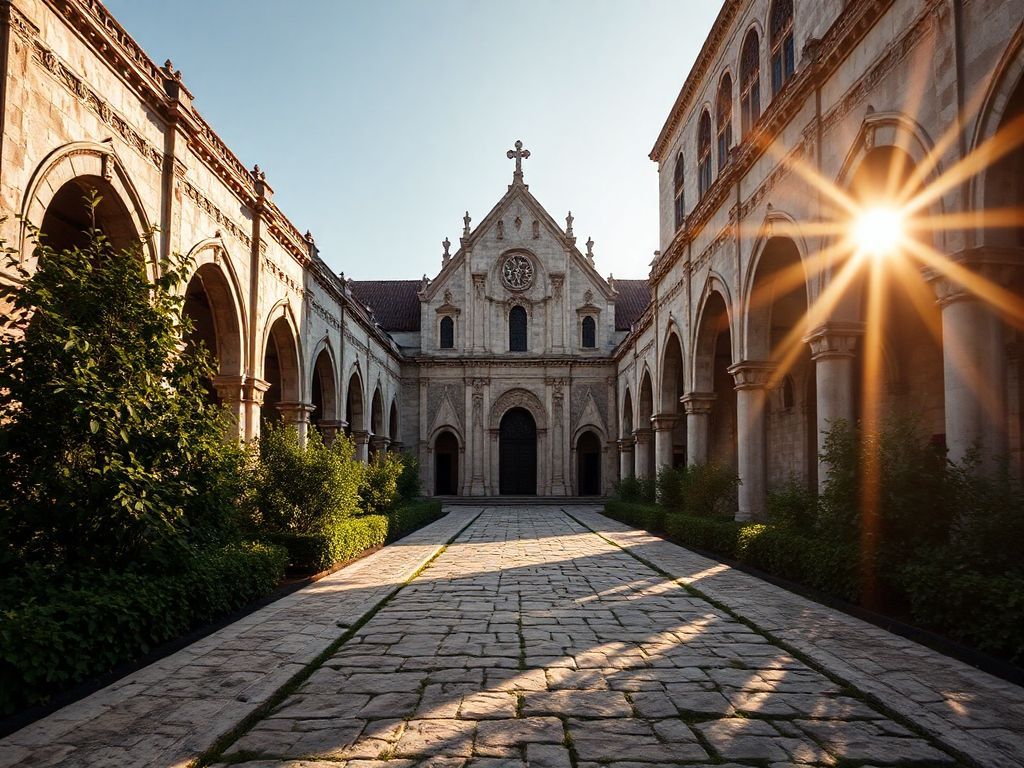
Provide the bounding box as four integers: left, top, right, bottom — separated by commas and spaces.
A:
681, 393, 715, 466
316, 419, 346, 445
488, 428, 500, 492
276, 402, 315, 446
617, 437, 635, 480
935, 278, 1008, 467
241, 377, 271, 442
546, 377, 569, 495
652, 413, 679, 472
352, 430, 370, 463
729, 362, 775, 522
212, 374, 246, 442
470, 378, 487, 495
633, 428, 654, 479
805, 324, 860, 490
369, 435, 390, 456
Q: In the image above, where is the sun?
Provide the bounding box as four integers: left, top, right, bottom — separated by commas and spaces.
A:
851, 205, 906, 260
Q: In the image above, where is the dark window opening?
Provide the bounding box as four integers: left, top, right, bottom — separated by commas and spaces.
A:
440, 316, 454, 349
770, 0, 795, 96
582, 316, 596, 348
509, 305, 528, 352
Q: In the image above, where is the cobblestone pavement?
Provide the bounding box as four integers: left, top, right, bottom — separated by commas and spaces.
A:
209, 507, 982, 768
0, 509, 479, 768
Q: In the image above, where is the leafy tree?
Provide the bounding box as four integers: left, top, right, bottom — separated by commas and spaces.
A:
0, 196, 243, 570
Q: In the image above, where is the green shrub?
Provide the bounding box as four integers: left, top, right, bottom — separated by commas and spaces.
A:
614, 474, 655, 503
0, 541, 287, 716
249, 426, 363, 534
269, 500, 445, 572
657, 463, 739, 518
360, 450, 404, 514
901, 552, 1024, 662
0, 202, 244, 570
664, 512, 744, 558
604, 500, 665, 531
767, 478, 818, 531
395, 451, 422, 502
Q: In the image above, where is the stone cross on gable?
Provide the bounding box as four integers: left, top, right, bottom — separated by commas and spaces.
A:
506, 140, 530, 183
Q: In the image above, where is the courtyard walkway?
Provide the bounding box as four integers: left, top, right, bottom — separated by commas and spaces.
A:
2, 506, 1022, 768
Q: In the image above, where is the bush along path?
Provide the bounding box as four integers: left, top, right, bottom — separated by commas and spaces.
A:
0, 508, 479, 768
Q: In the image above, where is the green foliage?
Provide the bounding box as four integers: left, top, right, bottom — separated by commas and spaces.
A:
604, 500, 665, 532
657, 463, 740, 517
248, 426, 364, 534
766, 477, 818, 531
394, 451, 422, 502
359, 450, 404, 514
0, 198, 244, 570
817, 415, 954, 559
268, 500, 445, 573
664, 512, 743, 558
901, 553, 1024, 662
0, 541, 287, 715
614, 474, 655, 504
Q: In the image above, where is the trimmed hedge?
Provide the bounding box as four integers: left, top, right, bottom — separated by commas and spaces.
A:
268, 501, 445, 573
0, 541, 287, 716
902, 557, 1024, 663
607, 503, 859, 603
604, 500, 666, 532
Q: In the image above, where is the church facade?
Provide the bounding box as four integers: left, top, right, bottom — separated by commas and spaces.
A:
2, 0, 1023, 511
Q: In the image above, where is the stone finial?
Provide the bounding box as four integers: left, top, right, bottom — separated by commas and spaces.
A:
463, 211, 471, 236
565, 211, 574, 237
304, 230, 314, 244
585, 236, 594, 261
421, 273, 430, 290
442, 236, 451, 259
506, 139, 531, 184
252, 164, 266, 181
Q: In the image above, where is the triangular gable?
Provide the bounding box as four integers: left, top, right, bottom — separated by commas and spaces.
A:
430, 385, 463, 435
575, 386, 608, 435
422, 181, 618, 303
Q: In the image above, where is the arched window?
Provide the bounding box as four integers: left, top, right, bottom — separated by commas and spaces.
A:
770, 0, 795, 96
782, 374, 795, 409
509, 305, 527, 352
697, 110, 713, 200
673, 153, 685, 230
581, 316, 596, 348
716, 74, 733, 172
439, 316, 454, 349
740, 30, 761, 135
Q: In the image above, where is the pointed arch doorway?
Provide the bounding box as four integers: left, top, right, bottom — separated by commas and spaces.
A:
499, 407, 537, 495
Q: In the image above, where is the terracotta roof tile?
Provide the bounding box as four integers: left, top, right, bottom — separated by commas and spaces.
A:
614, 279, 651, 331
349, 280, 421, 332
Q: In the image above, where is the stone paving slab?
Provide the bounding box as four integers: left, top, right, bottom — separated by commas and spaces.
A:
208, 507, 964, 768
570, 506, 1024, 768
0, 508, 478, 768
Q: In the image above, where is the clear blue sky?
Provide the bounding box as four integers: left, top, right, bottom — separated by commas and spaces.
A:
105, 1, 722, 280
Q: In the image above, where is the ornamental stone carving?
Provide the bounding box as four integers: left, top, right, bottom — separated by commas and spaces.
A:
501, 253, 534, 291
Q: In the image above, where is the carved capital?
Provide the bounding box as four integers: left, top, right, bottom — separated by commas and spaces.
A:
633, 427, 654, 445
680, 392, 716, 415
804, 323, 862, 360
617, 437, 636, 452
276, 402, 315, 425
728, 361, 776, 390
351, 429, 371, 446
651, 413, 680, 431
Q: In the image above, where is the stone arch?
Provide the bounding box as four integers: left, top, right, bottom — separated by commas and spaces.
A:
970, 22, 1024, 234
389, 399, 400, 443
621, 387, 634, 438
371, 384, 385, 435
309, 339, 339, 429
636, 368, 656, 478
20, 141, 157, 274
660, 324, 688, 412
691, 275, 736, 391
261, 303, 303, 425
742, 220, 811, 362
489, 388, 548, 431
346, 365, 366, 433
573, 426, 604, 496
182, 240, 247, 379
432, 426, 462, 496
